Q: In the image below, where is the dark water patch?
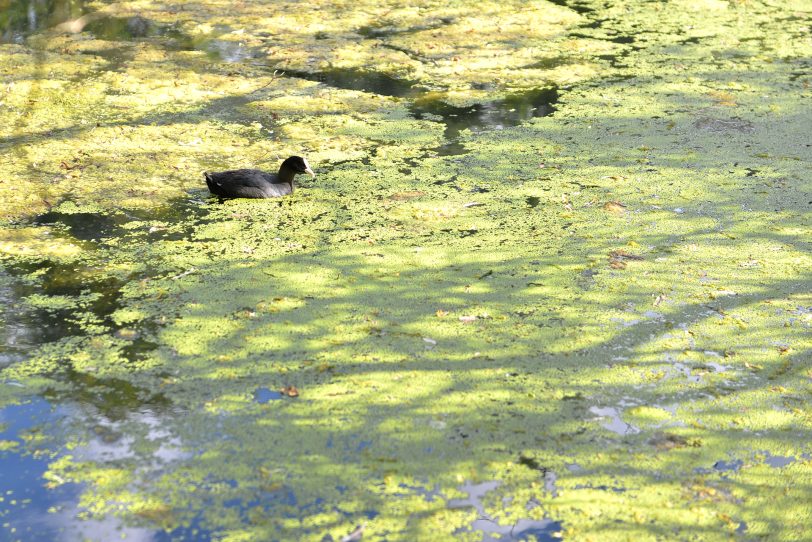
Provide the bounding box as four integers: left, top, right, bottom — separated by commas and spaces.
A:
84, 15, 154, 40
433, 140, 469, 157
42, 370, 171, 421
120, 335, 160, 363
678, 36, 702, 45
597, 53, 628, 69
0, 260, 127, 365
526, 196, 541, 208
607, 35, 635, 44
411, 87, 557, 155
0, 0, 88, 44
1, 270, 68, 364
581, 18, 608, 30
282, 68, 422, 98
545, 0, 595, 15
34, 210, 131, 241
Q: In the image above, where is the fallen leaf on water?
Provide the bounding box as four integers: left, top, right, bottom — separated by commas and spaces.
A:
435, 310, 449, 317
280, 386, 299, 397
603, 201, 627, 215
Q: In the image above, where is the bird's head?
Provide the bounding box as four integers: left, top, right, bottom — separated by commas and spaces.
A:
283, 156, 316, 178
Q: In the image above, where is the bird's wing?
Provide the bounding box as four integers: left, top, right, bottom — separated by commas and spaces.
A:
207, 169, 274, 188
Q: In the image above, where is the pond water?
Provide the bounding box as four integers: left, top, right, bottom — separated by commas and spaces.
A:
1, 0, 810, 540
0, 0, 87, 43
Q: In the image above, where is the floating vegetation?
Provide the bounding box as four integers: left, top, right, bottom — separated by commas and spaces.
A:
0, 0, 810, 539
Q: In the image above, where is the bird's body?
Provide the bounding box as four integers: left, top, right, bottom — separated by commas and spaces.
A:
204, 156, 315, 199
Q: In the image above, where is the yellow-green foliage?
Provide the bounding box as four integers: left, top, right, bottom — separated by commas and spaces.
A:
0, 0, 810, 540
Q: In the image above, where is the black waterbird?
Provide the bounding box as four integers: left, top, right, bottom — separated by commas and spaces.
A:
204, 156, 315, 198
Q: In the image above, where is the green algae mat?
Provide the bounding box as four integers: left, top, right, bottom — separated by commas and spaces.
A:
0, 0, 810, 540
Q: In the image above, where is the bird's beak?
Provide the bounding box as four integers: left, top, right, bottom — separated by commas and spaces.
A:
305, 167, 316, 178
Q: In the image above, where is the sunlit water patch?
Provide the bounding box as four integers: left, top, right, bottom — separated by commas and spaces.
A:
448, 481, 563, 541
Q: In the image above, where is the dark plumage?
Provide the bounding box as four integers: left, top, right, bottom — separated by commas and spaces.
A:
204, 156, 315, 198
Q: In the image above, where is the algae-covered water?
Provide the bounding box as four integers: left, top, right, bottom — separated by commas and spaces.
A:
0, 0, 810, 540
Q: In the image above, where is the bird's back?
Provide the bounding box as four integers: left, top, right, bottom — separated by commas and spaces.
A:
204, 169, 292, 198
